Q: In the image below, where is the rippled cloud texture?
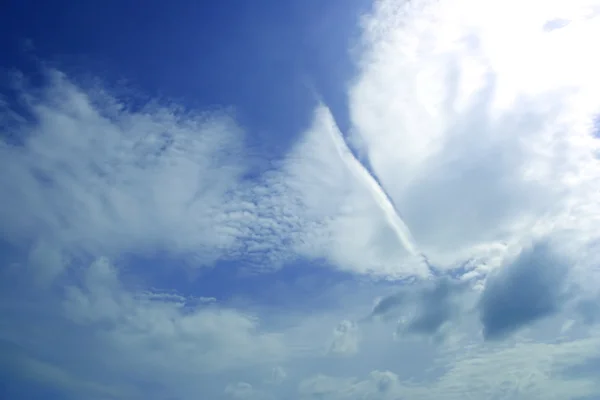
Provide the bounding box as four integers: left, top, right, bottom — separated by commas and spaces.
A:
2, 0, 600, 399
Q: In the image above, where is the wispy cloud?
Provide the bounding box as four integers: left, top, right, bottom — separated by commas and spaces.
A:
0, 70, 425, 279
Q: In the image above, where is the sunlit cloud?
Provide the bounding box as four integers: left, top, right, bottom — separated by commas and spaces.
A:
350, 0, 600, 269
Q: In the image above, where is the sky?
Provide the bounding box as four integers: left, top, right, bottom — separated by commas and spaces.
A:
1, 0, 600, 399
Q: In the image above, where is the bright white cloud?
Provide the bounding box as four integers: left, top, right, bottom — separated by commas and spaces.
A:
350, 0, 600, 269
277, 106, 425, 276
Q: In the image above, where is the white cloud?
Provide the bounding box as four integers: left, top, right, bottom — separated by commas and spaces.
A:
0, 61, 430, 400
0, 70, 247, 266
350, 0, 600, 269
0, 70, 424, 278
276, 106, 426, 276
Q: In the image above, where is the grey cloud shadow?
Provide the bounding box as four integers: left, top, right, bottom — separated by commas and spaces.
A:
406, 278, 466, 335
368, 277, 470, 337
479, 240, 572, 340
575, 296, 600, 325
369, 240, 576, 341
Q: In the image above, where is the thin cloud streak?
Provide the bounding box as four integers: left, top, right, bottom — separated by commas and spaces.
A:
327, 117, 420, 257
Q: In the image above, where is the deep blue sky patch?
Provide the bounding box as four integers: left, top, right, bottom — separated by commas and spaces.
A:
1, 0, 368, 159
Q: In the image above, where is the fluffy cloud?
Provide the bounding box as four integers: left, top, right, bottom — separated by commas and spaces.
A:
350, 0, 600, 269
0, 70, 246, 264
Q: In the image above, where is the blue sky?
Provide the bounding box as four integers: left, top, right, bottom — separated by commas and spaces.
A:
1, 0, 365, 149
2, 0, 600, 399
